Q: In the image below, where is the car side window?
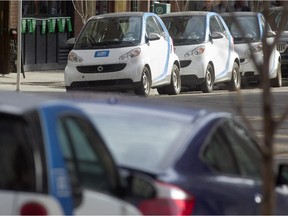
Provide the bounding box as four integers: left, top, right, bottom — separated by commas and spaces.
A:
210, 16, 227, 36
146, 16, 162, 36
0, 117, 35, 192
154, 17, 166, 36
210, 16, 221, 34
260, 15, 271, 35
202, 125, 239, 175
58, 116, 116, 193
222, 120, 262, 179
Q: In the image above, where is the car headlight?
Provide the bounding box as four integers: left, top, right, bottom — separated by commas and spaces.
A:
68, 51, 83, 63
119, 48, 141, 60
245, 44, 262, 55
184, 45, 205, 57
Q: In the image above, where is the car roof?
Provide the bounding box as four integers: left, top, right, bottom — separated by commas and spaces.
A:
52, 92, 232, 123
221, 11, 260, 17
160, 11, 212, 17
88, 11, 147, 20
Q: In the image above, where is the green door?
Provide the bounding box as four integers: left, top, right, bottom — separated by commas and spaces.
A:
0, 1, 10, 74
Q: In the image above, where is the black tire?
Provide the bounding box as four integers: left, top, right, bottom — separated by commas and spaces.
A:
228, 62, 241, 91
271, 62, 282, 88
157, 86, 167, 95
167, 64, 181, 95
201, 63, 214, 93
157, 64, 181, 95
135, 66, 151, 97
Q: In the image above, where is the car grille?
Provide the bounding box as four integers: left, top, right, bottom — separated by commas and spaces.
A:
277, 43, 287, 53
76, 64, 126, 73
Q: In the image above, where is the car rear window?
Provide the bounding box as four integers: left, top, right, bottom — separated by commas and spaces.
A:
81, 104, 193, 172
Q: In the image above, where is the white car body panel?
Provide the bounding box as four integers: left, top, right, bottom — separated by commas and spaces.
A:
0, 192, 65, 215
75, 189, 142, 215
235, 41, 280, 79
65, 47, 145, 85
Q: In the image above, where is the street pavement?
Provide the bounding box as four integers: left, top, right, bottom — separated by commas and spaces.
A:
0, 70, 65, 92
0, 70, 160, 94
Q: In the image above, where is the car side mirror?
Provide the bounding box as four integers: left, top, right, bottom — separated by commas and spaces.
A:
276, 164, 288, 186
148, 33, 161, 41
124, 173, 156, 199
67, 37, 76, 47
267, 30, 276, 38
211, 31, 224, 39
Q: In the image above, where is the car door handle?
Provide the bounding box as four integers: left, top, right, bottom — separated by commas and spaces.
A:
254, 193, 262, 204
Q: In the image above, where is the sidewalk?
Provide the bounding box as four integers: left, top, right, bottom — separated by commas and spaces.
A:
0, 70, 65, 92
0, 70, 160, 94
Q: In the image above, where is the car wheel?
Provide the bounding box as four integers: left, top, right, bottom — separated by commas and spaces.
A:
167, 64, 181, 95
157, 64, 181, 95
201, 63, 214, 93
271, 62, 282, 88
135, 66, 151, 97
228, 62, 241, 91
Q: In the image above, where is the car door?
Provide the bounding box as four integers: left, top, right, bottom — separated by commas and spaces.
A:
0, 115, 64, 215
40, 105, 141, 215
145, 15, 169, 81
209, 15, 230, 79
260, 14, 278, 73
201, 119, 262, 214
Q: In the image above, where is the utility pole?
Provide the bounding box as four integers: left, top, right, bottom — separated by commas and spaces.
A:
16, 0, 22, 92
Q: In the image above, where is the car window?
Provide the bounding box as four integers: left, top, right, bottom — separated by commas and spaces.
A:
146, 16, 162, 36
223, 15, 261, 41
75, 16, 142, 48
0, 117, 35, 192
202, 125, 240, 175
260, 15, 271, 33
202, 119, 262, 179
58, 116, 116, 193
222, 120, 262, 179
161, 15, 206, 44
210, 16, 221, 34
81, 105, 193, 172
153, 16, 166, 36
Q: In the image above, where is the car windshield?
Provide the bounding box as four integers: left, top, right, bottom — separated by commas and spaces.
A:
75, 16, 142, 49
81, 104, 193, 172
223, 16, 261, 43
268, 8, 288, 31
162, 15, 206, 45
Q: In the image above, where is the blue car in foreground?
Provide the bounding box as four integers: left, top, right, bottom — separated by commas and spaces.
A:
74, 93, 288, 215
0, 92, 153, 215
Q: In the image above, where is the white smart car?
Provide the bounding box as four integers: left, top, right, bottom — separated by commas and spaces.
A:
65, 12, 181, 96
161, 11, 241, 93
222, 12, 282, 87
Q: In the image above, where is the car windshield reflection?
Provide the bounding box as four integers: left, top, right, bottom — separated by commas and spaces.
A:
75, 16, 142, 49
162, 15, 206, 45
223, 16, 261, 43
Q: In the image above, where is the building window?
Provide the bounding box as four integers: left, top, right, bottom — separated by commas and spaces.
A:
131, 0, 139, 12
23, 1, 68, 17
